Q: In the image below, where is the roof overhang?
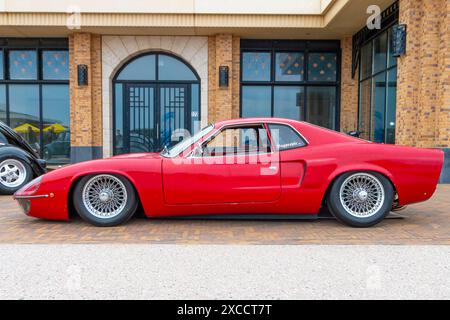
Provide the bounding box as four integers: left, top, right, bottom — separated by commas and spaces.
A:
0, 0, 395, 38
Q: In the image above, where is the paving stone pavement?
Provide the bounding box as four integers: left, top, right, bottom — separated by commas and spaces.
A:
0, 185, 449, 245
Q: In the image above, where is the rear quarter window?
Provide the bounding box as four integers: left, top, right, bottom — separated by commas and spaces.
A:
268, 124, 306, 151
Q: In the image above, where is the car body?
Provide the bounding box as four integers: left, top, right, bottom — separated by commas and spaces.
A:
43, 131, 70, 161
0, 121, 46, 194
14, 118, 444, 227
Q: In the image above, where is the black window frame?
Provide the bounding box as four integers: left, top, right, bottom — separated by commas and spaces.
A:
354, 2, 399, 144
0, 38, 69, 161
240, 40, 341, 131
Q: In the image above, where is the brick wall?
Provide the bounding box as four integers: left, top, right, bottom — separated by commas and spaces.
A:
340, 36, 358, 133
69, 32, 103, 162
396, 0, 449, 148
208, 34, 240, 123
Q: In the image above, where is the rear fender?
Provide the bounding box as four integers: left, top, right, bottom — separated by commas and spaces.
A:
322, 163, 397, 202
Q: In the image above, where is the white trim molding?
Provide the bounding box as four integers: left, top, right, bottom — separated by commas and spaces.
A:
101, 35, 208, 158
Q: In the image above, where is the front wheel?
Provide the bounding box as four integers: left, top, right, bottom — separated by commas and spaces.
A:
327, 172, 394, 227
73, 174, 138, 227
0, 158, 33, 194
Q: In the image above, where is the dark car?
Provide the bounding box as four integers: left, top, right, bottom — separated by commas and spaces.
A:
0, 121, 47, 194
43, 131, 70, 162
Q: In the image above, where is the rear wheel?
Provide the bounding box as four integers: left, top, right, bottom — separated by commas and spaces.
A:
73, 174, 138, 227
327, 172, 394, 227
0, 158, 33, 195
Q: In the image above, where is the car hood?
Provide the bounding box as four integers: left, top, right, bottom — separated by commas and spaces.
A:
110, 152, 162, 160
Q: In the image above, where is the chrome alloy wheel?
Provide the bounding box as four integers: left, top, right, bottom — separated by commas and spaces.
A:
82, 175, 128, 219
0, 159, 27, 188
339, 173, 385, 218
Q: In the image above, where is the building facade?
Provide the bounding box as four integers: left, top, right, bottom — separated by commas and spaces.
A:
0, 0, 448, 181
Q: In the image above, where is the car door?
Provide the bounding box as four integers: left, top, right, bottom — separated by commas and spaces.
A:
162, 123, 281, 205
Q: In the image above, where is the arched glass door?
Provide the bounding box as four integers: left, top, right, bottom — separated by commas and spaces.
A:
113, 53, 200, 155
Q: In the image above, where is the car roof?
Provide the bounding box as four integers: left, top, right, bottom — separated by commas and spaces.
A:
214, 117, 303, 127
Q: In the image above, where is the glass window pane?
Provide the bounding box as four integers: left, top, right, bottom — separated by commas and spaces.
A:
204, 126, 268, 156
371, 72, 386, 142
8, 85, 40, 154
306, 86, 336, 129
42, 50, 69, 80
275, 52, 304, 81
241, 86, 272, 117
117, 55, 156, 80
158, 54, 197, 81
268, 124, 305, 150
387, 27, 398, 68
273, 86, 303, 120
359, 79, 372, 140
307, 53, 337, 82
385, 67, 397, 144
42, 85, 70, 164
242, 52, 271, 82
114, 83, 124, 155
360, 43, 372, 79
9, 50, 38, 80
191, 84, 200, 134
373, 32, 387, 74
0, 51, 4, 80
0, 85, 6, 123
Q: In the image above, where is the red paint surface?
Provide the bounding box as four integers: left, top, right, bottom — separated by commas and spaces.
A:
15, 118, 444, 221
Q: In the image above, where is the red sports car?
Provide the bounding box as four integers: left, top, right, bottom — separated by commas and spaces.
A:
13, 118, 444, 228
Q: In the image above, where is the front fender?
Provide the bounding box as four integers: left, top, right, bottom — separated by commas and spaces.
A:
0, 145, 45, 176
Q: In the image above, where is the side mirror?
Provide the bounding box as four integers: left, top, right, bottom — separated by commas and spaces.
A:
347, 131, 361, 138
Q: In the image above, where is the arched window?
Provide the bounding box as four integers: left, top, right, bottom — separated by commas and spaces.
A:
113, 53, 200, 155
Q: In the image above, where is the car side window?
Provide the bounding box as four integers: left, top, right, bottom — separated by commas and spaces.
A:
202, 125, 270, 157
268, 124, 306, 151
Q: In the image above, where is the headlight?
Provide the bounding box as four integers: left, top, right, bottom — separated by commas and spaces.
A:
15, 176, 42, 197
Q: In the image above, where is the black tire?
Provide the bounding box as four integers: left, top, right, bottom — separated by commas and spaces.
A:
73, 174, 138, 227
0, 157, 33, 195
327, 171, 394, 228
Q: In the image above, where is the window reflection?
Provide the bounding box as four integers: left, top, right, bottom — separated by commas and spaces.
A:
306, 87, 336, 130
359, 79, 372, 141
0, 51, 3, 80
117, 55, 156, 81
308, 53, 337, 82
373, 32, 387, 74
275, 53, 304, 82
8, 85, 40, 153
114, 84, 124, 155
386, 68, 397, 144
241, 86, 272, 117
360, 43, 372, 80
273, 86, 303, 120
42, 51, 69, 80
242, 52, 271, 82
372, 72, 386, 142
0, 85, 5, 123
158, 55, 197, 81
42, 85, 70, 164
9, 50, 37, 80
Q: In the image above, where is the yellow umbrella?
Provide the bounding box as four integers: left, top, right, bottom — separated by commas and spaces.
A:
14, 123, 40, 134
43, 123, 66, 134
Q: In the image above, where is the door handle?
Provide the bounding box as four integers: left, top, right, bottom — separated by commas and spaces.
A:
269, 166, 278, 171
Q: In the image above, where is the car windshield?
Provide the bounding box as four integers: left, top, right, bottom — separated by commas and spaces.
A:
160, 124, 214, 158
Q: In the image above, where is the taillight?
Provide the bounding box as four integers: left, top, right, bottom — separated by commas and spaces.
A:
15, 176, 42, 197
